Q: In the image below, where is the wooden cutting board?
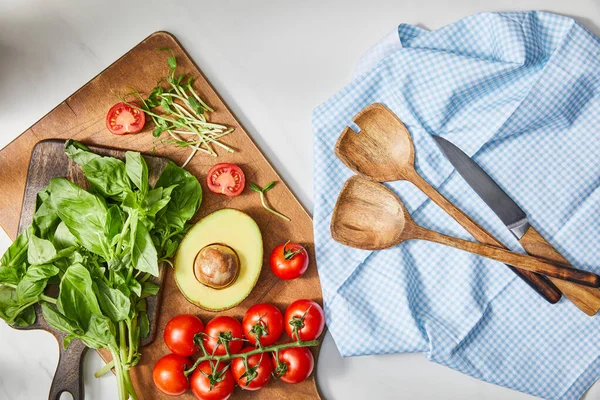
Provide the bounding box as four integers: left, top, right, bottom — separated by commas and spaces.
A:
0, 32, 323, 399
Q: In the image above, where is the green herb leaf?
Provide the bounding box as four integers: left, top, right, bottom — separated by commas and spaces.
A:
249, 182, 262, 193
57, 263, 103, 331
53, 222, 78, 250
64, 140, 100, 166
42, 302, 81, 335
131, 222, 159, 277
167, 56, 177, 70
94, 280, 130, 322
27, 235, 57, 265
82, 157, 132, 201
125, 152, 149, 194
49, 178, 111, 260
139, 311, 150, 339
262, 181, 276, 192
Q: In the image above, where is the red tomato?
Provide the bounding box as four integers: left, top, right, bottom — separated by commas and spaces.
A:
153, 353, 191, 396
164, 314, 204, 357
232, 347, 273, 390
269, 242, 309, 280
106, 102, 146, 135
284, 300, 325, 341
206, 163, 245, 197
190, 361, 235, 400
242, 303, 284, 346
272, 347, 314, 384
203, 316, 244, 356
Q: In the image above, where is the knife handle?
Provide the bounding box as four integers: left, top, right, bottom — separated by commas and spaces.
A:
410, 173, 563, 303
520, 226, 600, 316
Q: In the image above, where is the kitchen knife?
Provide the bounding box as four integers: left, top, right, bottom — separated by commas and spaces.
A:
432, 135, 600, 315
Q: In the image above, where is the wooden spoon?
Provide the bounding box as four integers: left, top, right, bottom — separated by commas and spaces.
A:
335, 103, 600, 315
331, 176, 600, 288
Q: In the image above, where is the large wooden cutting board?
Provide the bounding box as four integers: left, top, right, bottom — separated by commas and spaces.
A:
0, 32, 323, 399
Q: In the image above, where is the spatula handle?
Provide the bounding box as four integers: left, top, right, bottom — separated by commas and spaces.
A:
417, 227, 600, 287
410, 173, 562, 303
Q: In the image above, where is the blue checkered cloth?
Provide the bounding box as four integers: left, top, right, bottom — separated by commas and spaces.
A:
312, 11, 600, 399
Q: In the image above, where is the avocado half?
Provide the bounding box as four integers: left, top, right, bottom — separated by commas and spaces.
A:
174, 208, 263, 311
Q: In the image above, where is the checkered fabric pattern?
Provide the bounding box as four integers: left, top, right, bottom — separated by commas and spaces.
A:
312, 11, 600, 400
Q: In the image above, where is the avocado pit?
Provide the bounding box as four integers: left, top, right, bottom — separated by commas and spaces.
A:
194, 243, 240, 289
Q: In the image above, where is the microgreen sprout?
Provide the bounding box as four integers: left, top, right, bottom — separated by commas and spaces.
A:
249, 181, 291, 221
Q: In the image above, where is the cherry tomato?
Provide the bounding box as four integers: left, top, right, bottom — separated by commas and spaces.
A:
269, 242, 309, 280
203, 316, 244, 356
232, 347, 273, 390
284, 300, 325, 341
153, 353, 191, 396
206, 163, 245, 197
190, 361, 235, 400
164, 314, 205, 357
272, 347, 314, 384
242, 303, 284, 346
105, 102, 146, 135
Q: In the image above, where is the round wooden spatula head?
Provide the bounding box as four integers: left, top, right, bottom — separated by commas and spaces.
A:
330, 176, 415, 250
334, 103, 416, 182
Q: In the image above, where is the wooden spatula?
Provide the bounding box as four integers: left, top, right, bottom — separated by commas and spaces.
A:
334, 103, 561, 304
335, 103, 600, 315
331, 176, 600, 287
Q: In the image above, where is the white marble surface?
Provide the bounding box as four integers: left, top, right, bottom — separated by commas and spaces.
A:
1, 1, 600, 399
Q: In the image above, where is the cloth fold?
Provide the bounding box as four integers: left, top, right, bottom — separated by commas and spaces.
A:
312, 11, 600, 399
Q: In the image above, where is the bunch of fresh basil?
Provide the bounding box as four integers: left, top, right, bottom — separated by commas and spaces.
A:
0, 140, 201, 400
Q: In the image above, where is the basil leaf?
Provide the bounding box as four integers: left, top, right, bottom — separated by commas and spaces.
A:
142, 186, 175, 217
28, 235, 57, 265
125, 152, 149, 194
106, 205, 124, 243
57, 263, 102, 331
141, 281, 159, 298
42, 302, 81, 335
82, 157, 131, 201
80, 314, 115, 349
0, 262, 25, 285
33, 187, 60, 239
64, 140, 100, 166
16, 263, 59, 303
128, 279, 142, 297
94, 281, 130, 322
0, 286, 35, 326
132, 222, 159, 277
155, 161, 202, 230
139, 311, 150, 339
49, 178, 111, 259
53, 222, 78, 250
1, 226, 32, 269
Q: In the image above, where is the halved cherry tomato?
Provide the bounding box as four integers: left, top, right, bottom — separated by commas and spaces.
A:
203, 316, 244, 356
153, 353, 191, 396
272, 347, 314, 384
206, 163, 245, 197
270, 242, 309, 280
164, 314, 204, 357
284, 300, 325, 341
242, 303, 284, 346
106, 102, 146, 135
232, 347, 273, 390
190, 361, 235, 400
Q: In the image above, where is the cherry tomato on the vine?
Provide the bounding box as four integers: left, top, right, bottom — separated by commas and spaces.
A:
232, 347, 273, 390
284, 299, 325, 341
203, 316, 244, 356
153, 353, 191, 396
106, 102, 146, 135
269, 242, 309, 280
242, 303, 284, 346
164, 314, 204, 357
206, 163, 245, 197
190, 361, 235, 400
272, 347, 314, 384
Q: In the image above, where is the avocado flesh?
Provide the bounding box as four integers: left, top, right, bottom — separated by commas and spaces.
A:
174, 209, 263, 311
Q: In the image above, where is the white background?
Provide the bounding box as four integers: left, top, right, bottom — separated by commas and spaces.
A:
1, 1, 600, 399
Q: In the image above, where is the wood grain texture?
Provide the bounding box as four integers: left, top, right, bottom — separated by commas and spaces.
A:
0, 32, 322, 399
331, 176, 600, 287
520, 227, 600, 315
333, 103, 567, 305
13, 140, 169, 400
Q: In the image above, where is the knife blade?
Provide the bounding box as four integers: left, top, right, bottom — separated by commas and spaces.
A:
432, 135, 600, 315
